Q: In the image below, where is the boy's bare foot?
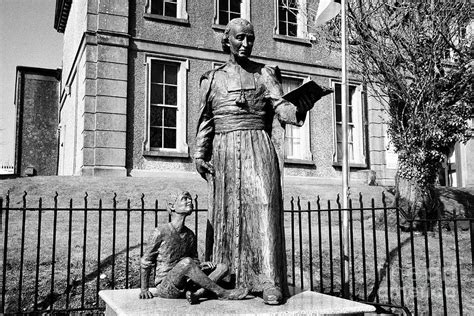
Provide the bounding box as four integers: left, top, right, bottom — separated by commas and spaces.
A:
219, 287, 249, 300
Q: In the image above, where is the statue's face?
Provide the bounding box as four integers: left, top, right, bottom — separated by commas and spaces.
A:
175, 192, 194, 215
228, 23, 255, 60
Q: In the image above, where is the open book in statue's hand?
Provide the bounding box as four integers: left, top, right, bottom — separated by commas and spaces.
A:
283, 80, 333, 112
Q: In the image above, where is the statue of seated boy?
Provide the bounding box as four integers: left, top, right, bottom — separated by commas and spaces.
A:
139, 191, 248, 304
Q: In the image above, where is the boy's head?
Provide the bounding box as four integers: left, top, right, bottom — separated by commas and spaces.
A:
168, 191, 194, 216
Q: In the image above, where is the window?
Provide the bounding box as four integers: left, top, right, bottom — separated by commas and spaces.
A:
385, 131, 398, 169
151, 0, 176, 16
146, 0, 188, 20
333, 82, 365, 165
282, 75, 312, 161
145, 57, 189, 156
276, 0, 307, 38
214, 0, 250, 26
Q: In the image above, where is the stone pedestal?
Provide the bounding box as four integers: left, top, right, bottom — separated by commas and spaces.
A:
99, 288, 376, 316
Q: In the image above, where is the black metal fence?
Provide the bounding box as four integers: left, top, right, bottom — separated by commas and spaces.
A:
1, 192, 473, 315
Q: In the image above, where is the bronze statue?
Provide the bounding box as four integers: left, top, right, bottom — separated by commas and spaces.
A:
194, 18, 316, 305
139, 191, 248, 304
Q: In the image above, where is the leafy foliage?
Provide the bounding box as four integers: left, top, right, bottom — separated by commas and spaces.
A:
311, 1, 473, 191
347, 1, 473, 189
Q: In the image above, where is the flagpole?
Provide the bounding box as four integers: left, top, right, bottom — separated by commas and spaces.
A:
314, 0, 349, 298
341, 0, 350, 299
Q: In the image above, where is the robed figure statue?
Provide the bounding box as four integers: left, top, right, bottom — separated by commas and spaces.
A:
194, 18, 326, 305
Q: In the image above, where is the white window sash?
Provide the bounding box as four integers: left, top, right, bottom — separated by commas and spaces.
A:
333, 82, 365, 164
282, 74, 312, 160
214, 0, 250, 25
146, 0, 188, 19
144, 56, 189, 155
275, 0, 308, 38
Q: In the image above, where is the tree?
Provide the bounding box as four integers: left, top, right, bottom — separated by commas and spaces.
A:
308, 0, 473, 219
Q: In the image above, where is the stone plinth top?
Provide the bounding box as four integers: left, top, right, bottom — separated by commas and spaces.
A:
99, 288, 376, 316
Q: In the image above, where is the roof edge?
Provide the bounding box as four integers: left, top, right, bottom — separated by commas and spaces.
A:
54, 0, 72, 33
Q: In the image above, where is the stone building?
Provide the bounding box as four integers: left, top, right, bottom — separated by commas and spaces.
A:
14, 66, 61, 176
52, 0, 472, 186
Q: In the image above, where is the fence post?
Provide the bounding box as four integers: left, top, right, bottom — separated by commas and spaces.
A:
81, 192, 88, 309
51, 192, 58, 311
471, 219, 474, 275
140, 194, 145, 257
290, 197, 295, 287
34, 197, 43, 311
1, 194, 9, 313
66, 198, 73, 309
18, 191, 27, 311
307, 201, 314, 291
112, 193, 117, 289
317, 196, 323, 293
297, 197, 304, 290
194, 195, 199, 241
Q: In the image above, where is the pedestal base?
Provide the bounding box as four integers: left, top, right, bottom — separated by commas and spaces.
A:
99, 288, 376, 316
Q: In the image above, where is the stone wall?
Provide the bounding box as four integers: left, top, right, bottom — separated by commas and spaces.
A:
15, 67, 60, 176
56, 0, 395, 184
58, 0, 129, 176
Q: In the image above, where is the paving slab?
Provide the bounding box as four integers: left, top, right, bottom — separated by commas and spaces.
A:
99, 288, 376, 316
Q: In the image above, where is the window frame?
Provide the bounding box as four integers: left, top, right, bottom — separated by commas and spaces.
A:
385, 129, 398, 170
144, 55, 189, 157
281, 72, 312, 163
213, 0, 251, 27
274, 0, 309, 40
331, 80, 366, 167
145, 0, 189, 24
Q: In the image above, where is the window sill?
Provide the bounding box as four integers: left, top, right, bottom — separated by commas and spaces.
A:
144, 13, 190, 26
284, 158, 315, 166
273, 34, 312, 46
144, 150, 189, 158
212, 24, 226, 32
332, 161, 367, 169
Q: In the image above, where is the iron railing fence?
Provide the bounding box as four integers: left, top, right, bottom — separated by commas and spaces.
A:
1, 192, 473, 315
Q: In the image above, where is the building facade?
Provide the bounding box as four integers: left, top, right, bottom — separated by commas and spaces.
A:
53, 0, 438, 185
14, 66, 61, 176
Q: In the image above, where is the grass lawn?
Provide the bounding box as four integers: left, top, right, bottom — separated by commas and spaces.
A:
1, 176, 473, 314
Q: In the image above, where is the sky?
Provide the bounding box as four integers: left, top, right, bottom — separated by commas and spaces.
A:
0, 0, 63, 165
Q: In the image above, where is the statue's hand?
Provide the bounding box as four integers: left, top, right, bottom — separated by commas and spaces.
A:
200, 262, 216, 270
195, 158, 214, 180
139, 289, 154, 299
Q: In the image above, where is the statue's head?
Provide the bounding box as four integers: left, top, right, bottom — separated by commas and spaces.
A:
168, 191, 194, 215
222, 18, 255, 61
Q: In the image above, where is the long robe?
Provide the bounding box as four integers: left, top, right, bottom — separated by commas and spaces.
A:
194, 61, 306, 293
